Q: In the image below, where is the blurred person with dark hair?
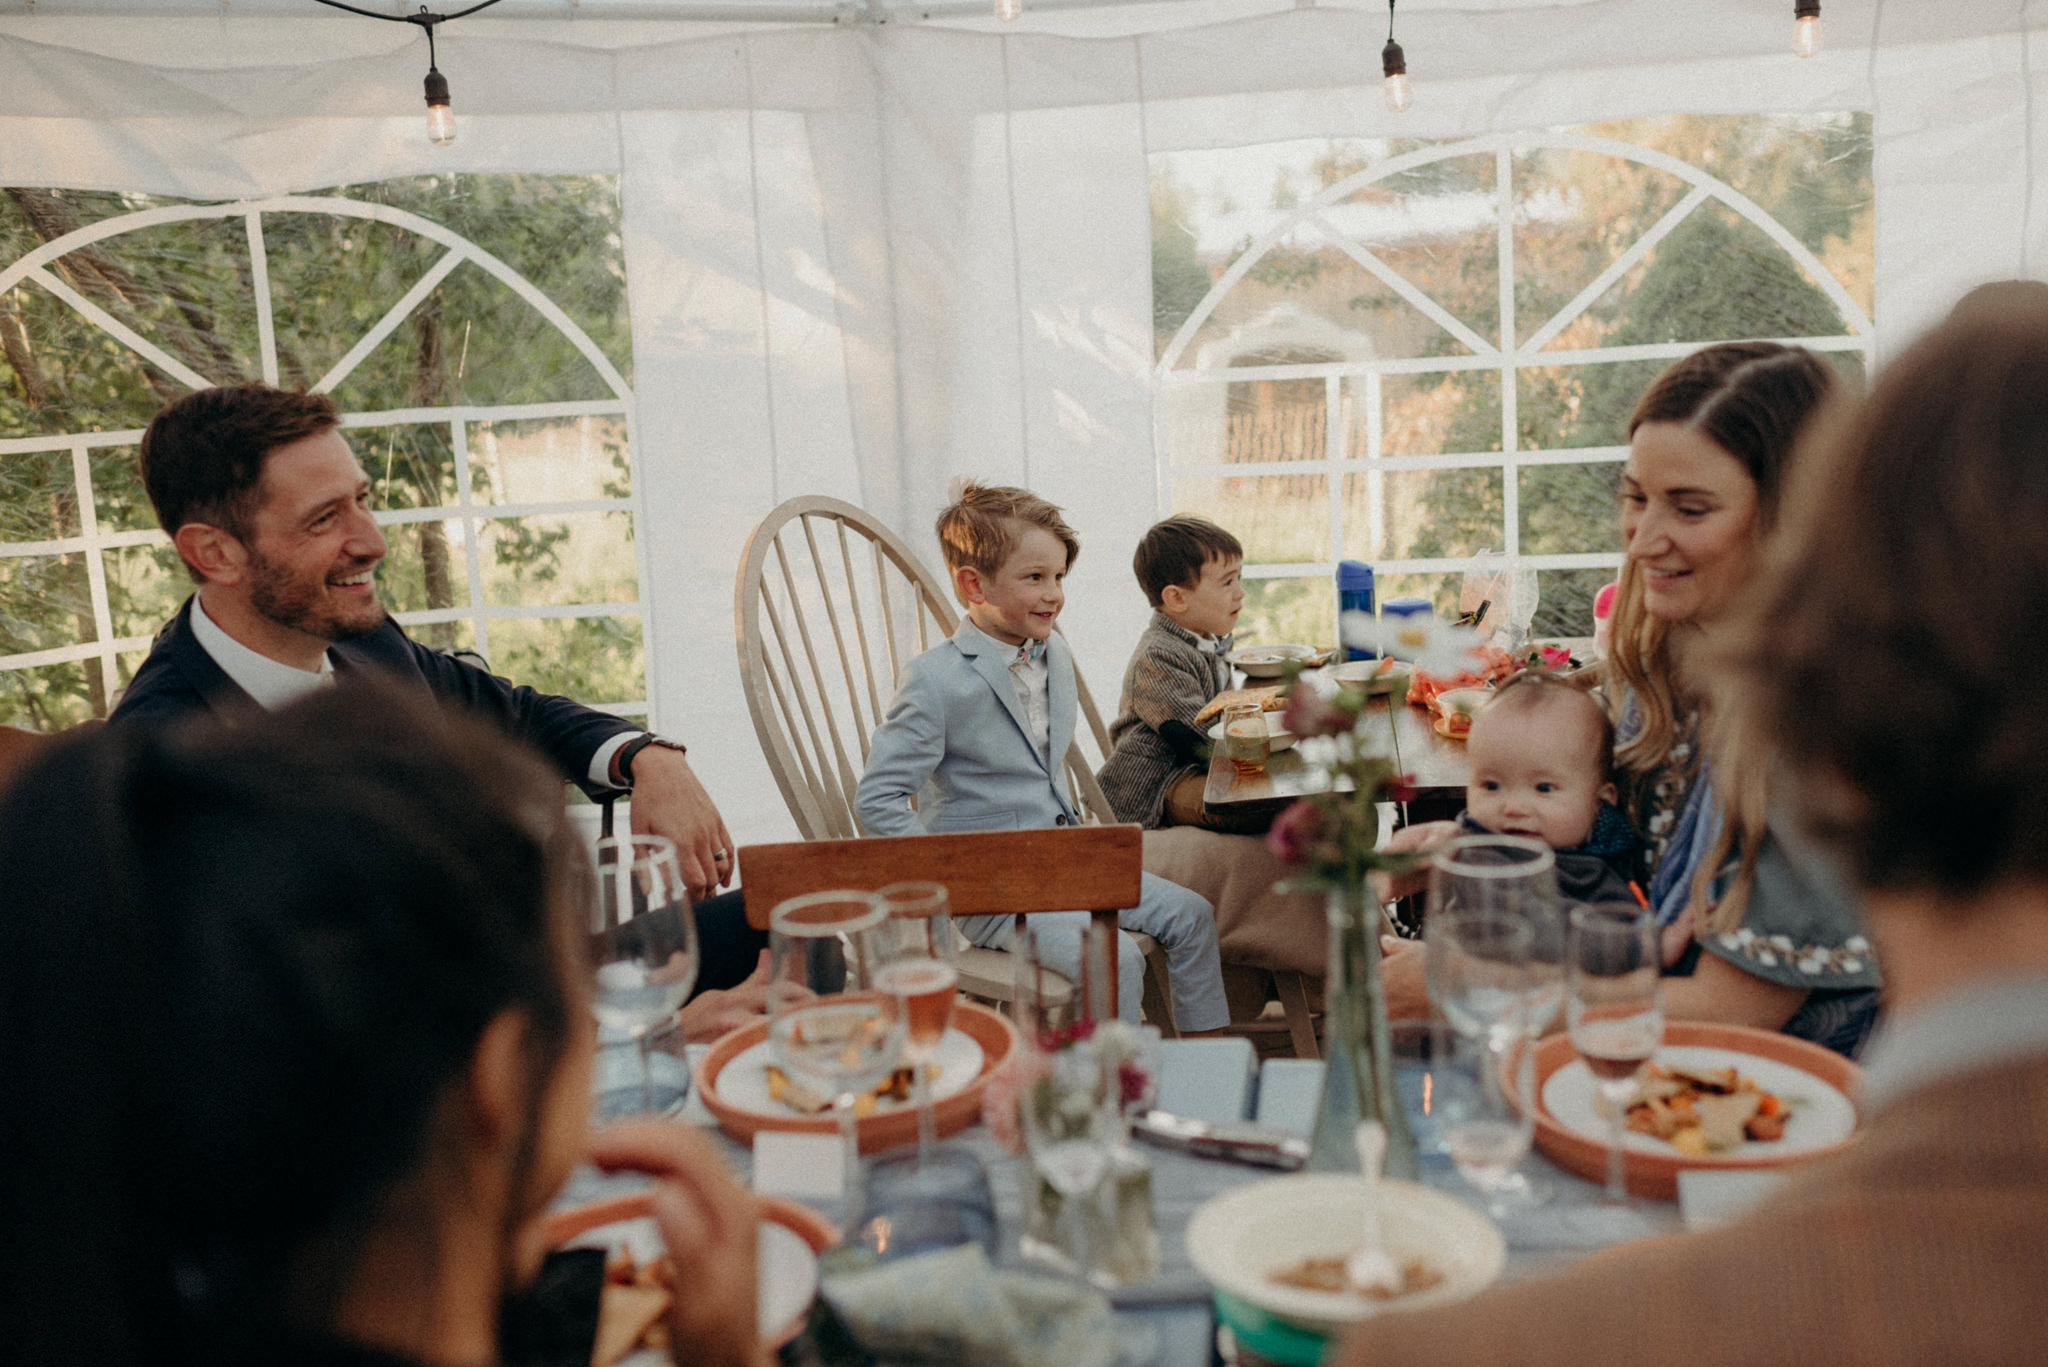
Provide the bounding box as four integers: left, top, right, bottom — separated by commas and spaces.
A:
112, 384, 767, 1041
1334, 290, 2048, 1367
0, 687, 764, 1367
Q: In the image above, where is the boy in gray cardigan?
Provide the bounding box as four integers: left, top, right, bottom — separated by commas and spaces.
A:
1098, 516, 1270, 834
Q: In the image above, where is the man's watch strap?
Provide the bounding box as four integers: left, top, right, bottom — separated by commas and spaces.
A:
616, 732, 686, 787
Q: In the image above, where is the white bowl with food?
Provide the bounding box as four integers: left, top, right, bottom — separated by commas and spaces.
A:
1186, 1173, 1506, 1336
1226, 644, 1319, 679
1206, 711, 1299, 753
1326, 658, 1414, 696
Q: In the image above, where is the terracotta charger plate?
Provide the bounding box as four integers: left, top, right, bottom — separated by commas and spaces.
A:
546, 1191, 836, 1352
1527, 1020, 1863, 1201
694, 999, 1018, 1155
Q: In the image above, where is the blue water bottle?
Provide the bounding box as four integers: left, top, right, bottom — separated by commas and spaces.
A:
1338, 560, 1376, 659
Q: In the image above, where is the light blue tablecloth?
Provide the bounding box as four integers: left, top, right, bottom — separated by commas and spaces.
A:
564, 1035, 1685, 1364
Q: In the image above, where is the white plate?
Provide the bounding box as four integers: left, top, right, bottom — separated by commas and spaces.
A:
1541, 1043, 1857, 1160
713, 1025, 985, 1116
1186, 1174, 1505, 1335
1324, 659, 1411, 693
564, 1212, 819, 1352
1206, 714, 1299, 753
1226, 644, 1317, 679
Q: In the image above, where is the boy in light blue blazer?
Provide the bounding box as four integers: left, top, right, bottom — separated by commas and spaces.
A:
855, 481, 1228, 1029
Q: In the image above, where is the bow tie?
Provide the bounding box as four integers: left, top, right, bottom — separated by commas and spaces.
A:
1198, 633, 1234, 657
1011, 640, 1047, 667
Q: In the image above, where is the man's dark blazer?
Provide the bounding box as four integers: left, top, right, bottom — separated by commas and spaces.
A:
111, 597, 638, 799
110, 597, 765, 992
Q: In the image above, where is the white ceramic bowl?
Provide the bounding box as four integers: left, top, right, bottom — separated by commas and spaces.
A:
1435, 686, 1492, 718
1326, 659, 1413, 696
1226, 644, 1318, 679
1185, 1174, 1506, 1336
1207, 712, 1299, 753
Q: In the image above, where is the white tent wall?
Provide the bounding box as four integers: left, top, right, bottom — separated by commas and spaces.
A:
0, 4, 2043, 844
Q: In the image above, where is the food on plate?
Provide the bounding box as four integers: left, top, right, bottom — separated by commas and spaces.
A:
1405, 646, 1518, 709
765, 1062, 934, 1116
1268, 1253, 1445, 1300
1193, 685, 1286, 726
594, 1249, 675, 1367
1436, 711, 1473, 741
1623, 1063, 1791, 1152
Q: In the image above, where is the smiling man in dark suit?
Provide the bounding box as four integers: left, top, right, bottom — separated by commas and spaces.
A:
112, 383, 767, 1039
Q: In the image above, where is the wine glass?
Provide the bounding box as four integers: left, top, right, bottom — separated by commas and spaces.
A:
869, 881, 961, 1163
1432, 1023, 1540, 1217
1429, 831, 1567, 1073
1019, 1036, 1118, 1282
1566, 902, 1664, 1204
589, 835, 700, 1116
768, 891, 906, 1213
1425, 906, 1535, 1052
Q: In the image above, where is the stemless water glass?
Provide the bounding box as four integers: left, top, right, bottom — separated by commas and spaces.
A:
589, 835, 700, 1116
1567, 902, 1664, 1203
768, 891, 906, 1213
869, 881, 961, 1162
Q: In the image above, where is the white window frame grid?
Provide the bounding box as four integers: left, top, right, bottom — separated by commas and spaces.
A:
1153, 131, 1875, 631
0, 194, 652, 720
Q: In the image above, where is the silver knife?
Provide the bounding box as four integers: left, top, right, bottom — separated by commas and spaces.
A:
1130, 1109, 1309, 1170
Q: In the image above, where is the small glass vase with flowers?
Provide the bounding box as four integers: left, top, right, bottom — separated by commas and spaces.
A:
1267, 607, 1483, 1178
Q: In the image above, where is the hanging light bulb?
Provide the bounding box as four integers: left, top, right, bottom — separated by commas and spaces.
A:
424, 65, 456, 146
1382, 40, 1411, 113
1793, 0, 1821, 58
1381, 1, 1410, 113
995, 0, 1022, 20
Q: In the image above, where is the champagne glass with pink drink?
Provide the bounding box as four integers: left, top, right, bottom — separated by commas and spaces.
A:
870, 881, 961, 1162
1567, 902, 1664, 1203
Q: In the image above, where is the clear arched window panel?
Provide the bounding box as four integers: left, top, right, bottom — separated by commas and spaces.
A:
0, 179, 648, 730
1150, 114, 1873, 646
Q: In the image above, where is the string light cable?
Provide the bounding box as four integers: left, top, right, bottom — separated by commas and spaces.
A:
310, 0, 509, 145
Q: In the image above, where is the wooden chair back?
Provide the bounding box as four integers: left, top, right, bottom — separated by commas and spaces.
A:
736, 825, 1143, 1016
734, 495, 959, 840
734, 494, 1117, 837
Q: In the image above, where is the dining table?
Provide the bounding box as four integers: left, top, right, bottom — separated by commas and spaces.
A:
562, 1030, 1692, 1367
1202, 692, 1469, 821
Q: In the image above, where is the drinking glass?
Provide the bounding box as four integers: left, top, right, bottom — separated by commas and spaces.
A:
869, 881, 961, 1162
1566, 902, 1664, 1203
1430, 831, 1567, 1047
768, 891, 907, 1213
1221, 701, 1269, 776
589, 835, 700, 1116
1432, 1024, 1540, 1217
1425, 907, 1534, 1051
1020, 1037, 1118, 1281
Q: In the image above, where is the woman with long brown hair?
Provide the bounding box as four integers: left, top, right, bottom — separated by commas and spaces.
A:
1604, 341, 1878, 1052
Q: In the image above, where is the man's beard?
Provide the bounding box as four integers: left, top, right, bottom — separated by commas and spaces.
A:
247, 549, 387, 643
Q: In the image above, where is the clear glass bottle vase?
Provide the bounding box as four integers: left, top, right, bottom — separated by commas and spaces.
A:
1307, 883, 1420, 1179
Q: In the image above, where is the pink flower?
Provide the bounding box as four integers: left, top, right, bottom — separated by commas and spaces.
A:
1280, 685, 1349, 738
980, 1047, 1048, 1154
1039, 1018, 1097, 1053
1266, 800, 1324, 866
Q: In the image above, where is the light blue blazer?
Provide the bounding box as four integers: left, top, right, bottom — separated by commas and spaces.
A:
856, 619, 1081, 837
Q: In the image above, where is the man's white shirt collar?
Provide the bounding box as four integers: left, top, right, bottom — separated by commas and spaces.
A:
189, 593, 335, 711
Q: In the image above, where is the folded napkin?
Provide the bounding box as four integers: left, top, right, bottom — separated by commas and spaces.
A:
820, 1244, 1118, 1367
